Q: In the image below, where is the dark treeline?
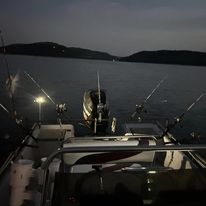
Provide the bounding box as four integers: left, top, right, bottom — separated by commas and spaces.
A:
1, 42, 206, 66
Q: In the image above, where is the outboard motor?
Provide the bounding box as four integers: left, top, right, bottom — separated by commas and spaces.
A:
83, 89, 109, 134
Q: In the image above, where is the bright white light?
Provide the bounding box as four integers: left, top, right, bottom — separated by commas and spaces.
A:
148, 171, 157, 174
34, 97, 45, 104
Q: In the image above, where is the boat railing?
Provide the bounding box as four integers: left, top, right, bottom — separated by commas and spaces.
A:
40, 144, 206, 206
62, 134, 158, 144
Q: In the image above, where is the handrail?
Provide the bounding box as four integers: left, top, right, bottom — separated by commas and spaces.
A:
62, 135, 157, 144
40, 144, 206, 206
42, 144, 206, 170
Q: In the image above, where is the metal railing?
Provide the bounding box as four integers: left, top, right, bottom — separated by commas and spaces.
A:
62, 134, 158, 144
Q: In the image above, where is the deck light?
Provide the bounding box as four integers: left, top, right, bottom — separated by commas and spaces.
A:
148, 170, 157, 174
34, 96, 45, 122
34, 97, 45, 104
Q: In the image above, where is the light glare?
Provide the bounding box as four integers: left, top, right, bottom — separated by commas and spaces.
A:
34, 96, 45, 104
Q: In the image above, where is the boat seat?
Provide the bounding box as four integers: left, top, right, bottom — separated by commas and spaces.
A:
37, 129, 66, 141
36, 124, 74, 141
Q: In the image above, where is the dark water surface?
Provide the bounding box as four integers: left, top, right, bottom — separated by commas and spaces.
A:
1, 55, 206, 139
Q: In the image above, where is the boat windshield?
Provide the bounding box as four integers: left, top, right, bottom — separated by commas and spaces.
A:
51, 166, 206, 206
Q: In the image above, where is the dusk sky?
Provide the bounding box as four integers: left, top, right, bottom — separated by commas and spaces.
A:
1, 0, 206, 56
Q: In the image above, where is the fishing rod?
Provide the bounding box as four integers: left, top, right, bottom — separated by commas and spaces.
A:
97, 71, 104, 123
0, 100, 38, 142
2, 136, 38, 148
144, 75, 167, 104
24, 71, 68, 117
95, 71, 113, 134
0, 103, 9, 114
0, 30, 17, 120
131, 75, 167, 119
97, 71, 101, 105
0, 30, 10, 82
0, 31, 38, 143
24, 71, 56, 105
160, 93, 205, 139
24, 70, 68, 136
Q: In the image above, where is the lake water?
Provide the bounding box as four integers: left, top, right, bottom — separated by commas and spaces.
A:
0, 55, 206, 139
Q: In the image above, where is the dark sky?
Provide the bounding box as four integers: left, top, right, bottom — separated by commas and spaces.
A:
1, 0, 206, 56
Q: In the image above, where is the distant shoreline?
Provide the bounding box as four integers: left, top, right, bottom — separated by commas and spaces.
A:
1, 42, 206, 67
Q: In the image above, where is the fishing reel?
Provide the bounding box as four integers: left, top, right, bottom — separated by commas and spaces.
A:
97, 101, 109, 122
97, 103, 104, 122
97, 103, 104, 114
190, 131, 201, 141
174, 117, 182, 123
135, 104, 147, 114
56, 103, 67, 115
131, 104, 147, 121
174, 116, 184, 128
